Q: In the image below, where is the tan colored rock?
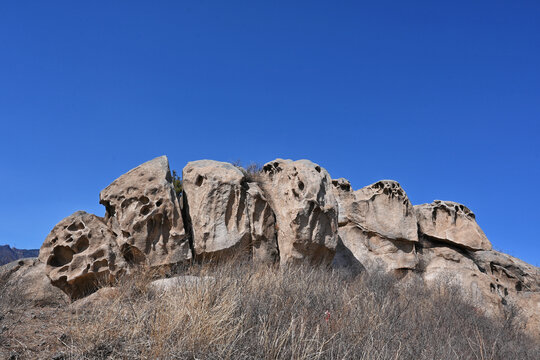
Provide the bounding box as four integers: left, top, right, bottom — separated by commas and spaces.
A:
332, 180, 418, 272
38, 211, 125, 299
100, 156, 191, 267
69, 286, 120, 312
182, 160, 278, 262
415, 200, 491, 251
260, 159, 338, 265
0, 258, 69, 306
420, 238, 540, 333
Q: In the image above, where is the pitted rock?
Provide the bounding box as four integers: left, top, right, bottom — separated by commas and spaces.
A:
99, 156, 191, 267
38, 211, 125, 299
182, 160, 278, 262
260, 159, 338, 265
415, 200, 491, 251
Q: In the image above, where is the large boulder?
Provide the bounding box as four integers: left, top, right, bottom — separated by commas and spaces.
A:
0, 258, 69, 306
99, 156, 192, 267
415, 200, 491, 251
182, 160, 278, 263
38, 211, 126, 299
259, 159, 338, 265
332, 179, 418, 272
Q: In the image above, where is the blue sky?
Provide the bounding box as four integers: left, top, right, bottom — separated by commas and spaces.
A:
1, 1, 538, 265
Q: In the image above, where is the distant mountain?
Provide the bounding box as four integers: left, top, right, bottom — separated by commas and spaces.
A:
0, 245, 39, 266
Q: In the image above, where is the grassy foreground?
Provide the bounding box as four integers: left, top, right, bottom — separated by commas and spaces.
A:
1, 261, 539, 359
63, 262, 539, 359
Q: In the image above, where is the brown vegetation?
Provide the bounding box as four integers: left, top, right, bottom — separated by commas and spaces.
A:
2, 262, 537, 359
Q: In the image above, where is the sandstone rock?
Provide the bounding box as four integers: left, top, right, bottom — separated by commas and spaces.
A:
419, 237, 540, 332
0, 258, 69, 306
260, 159, 338, 265
100, 156, 191, 267
182, 160, 278, 262
471, 250, 540, 293
150, 275, 216, 294
69, 287, 119, 312
415, 200, 491, 251
38, 211, 125, 299
332, 180, 418, 272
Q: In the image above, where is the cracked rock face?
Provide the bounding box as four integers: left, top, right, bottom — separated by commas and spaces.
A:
182, 160, 278, 263
38, 211, 125, 299
332, 180, 418, 272
260, 159, 338, 265
415, 200, 491, 251
100, 156, 192, 267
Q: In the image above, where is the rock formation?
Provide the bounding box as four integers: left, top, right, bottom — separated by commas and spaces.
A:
38, 211, 126, 299
259, 159, 338, 265
332, 179, 418, 272
0, 258, 69, 306
415, 200, 491, 251
4, 154, 536, 336
182, 160, 278, 263
100, 156, 192, 267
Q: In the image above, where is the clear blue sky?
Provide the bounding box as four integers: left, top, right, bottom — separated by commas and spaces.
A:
1, 1, 538, 265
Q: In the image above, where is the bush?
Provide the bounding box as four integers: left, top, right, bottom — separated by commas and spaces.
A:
65, 262, 540, 359
172, 170, 182, 197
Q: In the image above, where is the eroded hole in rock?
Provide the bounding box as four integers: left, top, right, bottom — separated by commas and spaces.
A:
195, 175, 204, 186
92, 259, 109, 271
490, 283, 496, 292
92, 250, 105, 259
140, 196, 150, 204
74, 236, 89, 253
51, 237, 58, 244
156, 200, 162, 207
298, 181, 305, 191
121, 244, 145, 264
48, 246, 74, 267
516, 282, 523, 292
67, 221, 85, 232
140, 205, 152, 216
122, 230, 131, 238
315, 166, 321, 173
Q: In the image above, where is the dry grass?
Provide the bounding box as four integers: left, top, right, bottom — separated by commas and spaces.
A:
59, 262, 540, 360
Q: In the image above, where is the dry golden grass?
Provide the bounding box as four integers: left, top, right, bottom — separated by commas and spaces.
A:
59, 262, 540, 360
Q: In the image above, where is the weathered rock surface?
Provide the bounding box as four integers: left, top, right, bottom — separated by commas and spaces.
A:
100, 156, 191, 267
182, 160, 278, 263
332, 179, 418, 272
260, 159, 338, 265
0, 258, 69, 306
415, 200, 492, 251
39, 211, 126, 299
418, 236, 540, 334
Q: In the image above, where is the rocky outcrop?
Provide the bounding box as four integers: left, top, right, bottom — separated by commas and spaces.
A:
182, 160, 278, 263
100, 156, 192, 267
0, 258, 69, 306
259, 159, 338, 265
418, 237, 540, 334
415, 200, 491, 251
332, 179, 418, 272
26, 154, 540, 337
38, 211, 126, 299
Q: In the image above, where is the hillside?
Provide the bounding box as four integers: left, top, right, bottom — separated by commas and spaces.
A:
0, 245, 38, 266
